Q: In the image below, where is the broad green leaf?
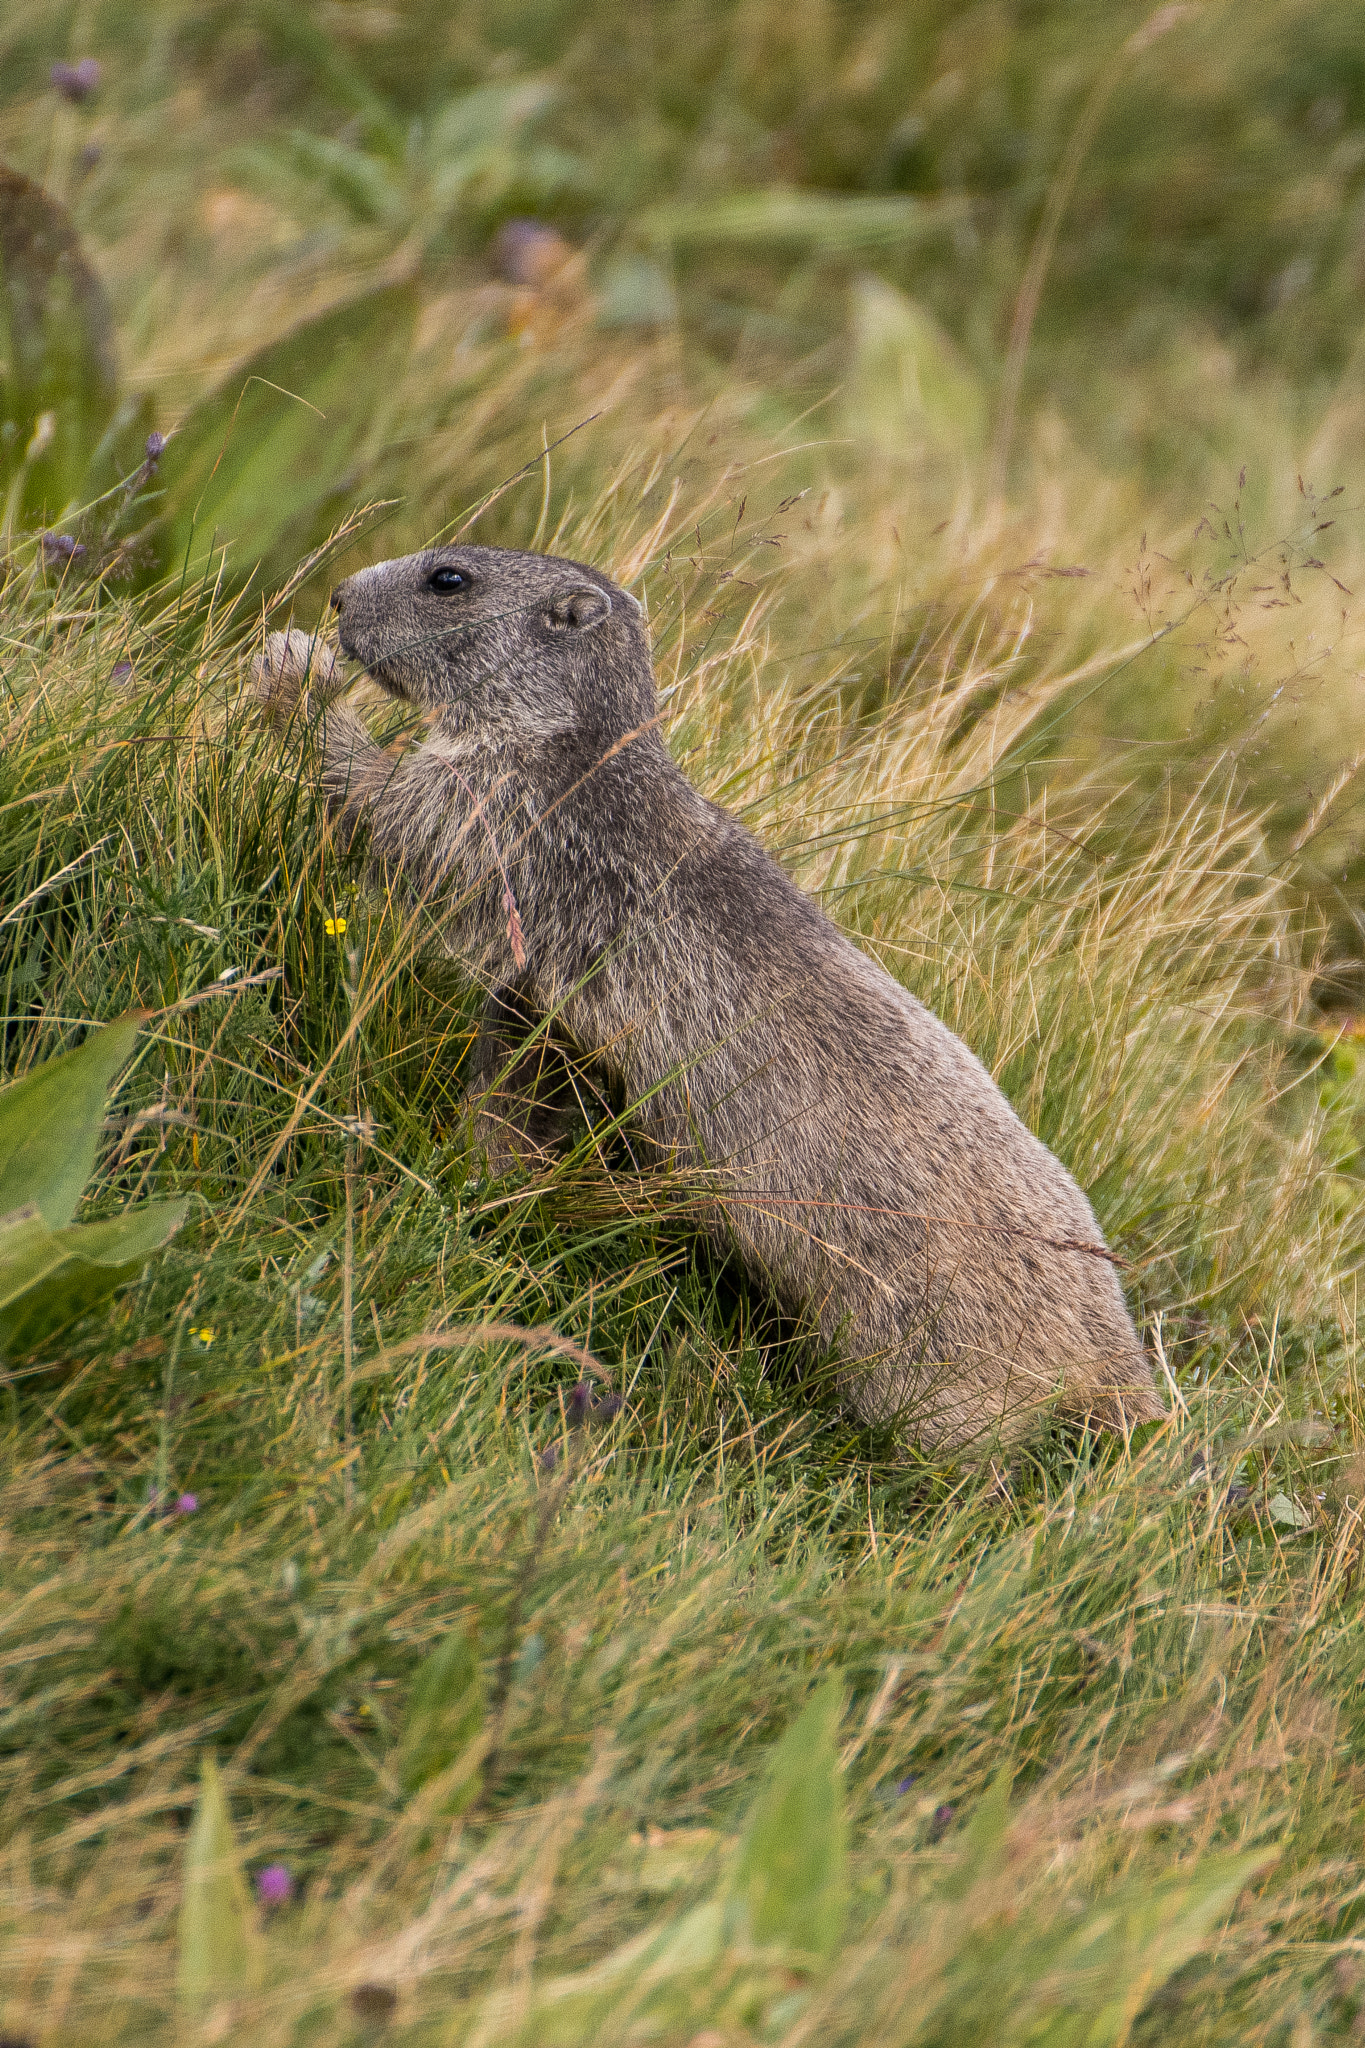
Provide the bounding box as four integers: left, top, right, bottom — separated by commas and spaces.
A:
396, 1627, 484, 1807
728, 1678, 848, 1961
0, 1207, 72, 1312
500, 1900, 725, 2041
640, 189, 967, 252
47, 1201, 189, 1270
0, 169, 117, 524
940, 1765, 1013, 1904
845, 276, 987, 459
156, 284, 418, 589
1027, 1851, 1273, 2047
918, 1847, 1274, 2048
428, 79, 554, 163
598, 256, 677, 329
0, 1198, 187, 1355
177, 1756, 256, 2015
0, 1016, 139, 1226
1267, 1491, 1312, 1529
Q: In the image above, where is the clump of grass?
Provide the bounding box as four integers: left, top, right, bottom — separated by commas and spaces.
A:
12, 0, 1365, 974
2, 448, 1365, 2044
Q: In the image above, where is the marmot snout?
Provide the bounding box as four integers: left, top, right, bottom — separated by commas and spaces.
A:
257, 542, 1165, 1453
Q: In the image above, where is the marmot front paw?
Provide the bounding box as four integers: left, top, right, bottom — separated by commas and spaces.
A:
251, 629, 345, 727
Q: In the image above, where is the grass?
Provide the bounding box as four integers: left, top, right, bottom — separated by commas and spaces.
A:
7, 0, 1365, 935
3, 451, 1365, 2043
4, 3, 1365, 2040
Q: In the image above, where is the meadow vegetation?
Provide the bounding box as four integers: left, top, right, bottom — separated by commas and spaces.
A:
4, 3, 1365, 2042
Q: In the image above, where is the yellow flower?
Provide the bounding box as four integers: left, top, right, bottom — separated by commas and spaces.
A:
324, 916, 348, 937
189, 1326, 215, 1347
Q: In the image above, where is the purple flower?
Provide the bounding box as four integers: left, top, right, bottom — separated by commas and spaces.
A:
111, 659, 133, 682
145, 430, 166, 465
895, 1774, 918, 1796
51, 58, 101, 103
41, 532, 86, 562
175, 1493, 197, 1514
255, 1863, 293, 1906
566, 1381, 592, 1424
564, 1381, 622, 1427
492, 219, 571, 288
927, 1802, 955, 1842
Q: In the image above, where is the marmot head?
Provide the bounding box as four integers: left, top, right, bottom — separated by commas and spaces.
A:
332, 544, 653, 746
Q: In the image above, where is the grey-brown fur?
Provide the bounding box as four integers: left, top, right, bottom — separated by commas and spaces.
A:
254, 543, 1164, 1452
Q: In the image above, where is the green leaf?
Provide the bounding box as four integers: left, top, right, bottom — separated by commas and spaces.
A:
156, 284, 418, 589
597, 256, 677, 329
1029, 1851, 1273, 2047
845, 276, 987, 459
0, 1016, 140, 1226
640, 189, 967, 252
427, 79, 554, 164
0, 169, 117, 524
917, 1844, 1275, 2048
728, 1678, 848, 1962
0, 1198, 188, 1355
177, 1756, 257, 2015
1267, 1491, 1313, 1529
396, 1627, 484, 1808
0, 1207, 73, 1313
940, 1765, 1013, 1904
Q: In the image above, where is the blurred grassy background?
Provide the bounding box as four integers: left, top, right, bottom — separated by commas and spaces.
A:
5, 0, 1365, 974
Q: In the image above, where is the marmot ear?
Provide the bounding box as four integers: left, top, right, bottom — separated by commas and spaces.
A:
546, 586, 612, 631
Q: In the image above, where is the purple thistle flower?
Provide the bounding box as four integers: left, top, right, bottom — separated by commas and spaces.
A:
492, 218, 571, 288
41, 532, 86, 562
111, 659, 133, 682
563, 1381, 622, 1428
145, 430, 166, 465
175, 1493, 197, 1514
566, 1381, 592, 1424
895, 1774, 918, 1796
255, 1862, 293, 1906
51, 58, 101, 103
928, 1802, 955, 1842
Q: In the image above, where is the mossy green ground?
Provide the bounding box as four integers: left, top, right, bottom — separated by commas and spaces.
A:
5, 3, 1365, 2041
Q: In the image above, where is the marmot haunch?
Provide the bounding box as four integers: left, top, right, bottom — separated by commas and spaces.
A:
254, 543, 1165, 1453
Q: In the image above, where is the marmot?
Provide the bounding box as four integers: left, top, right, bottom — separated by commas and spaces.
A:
254, 543, 1164, 1453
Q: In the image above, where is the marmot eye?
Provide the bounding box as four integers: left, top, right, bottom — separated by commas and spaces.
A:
427, 566, 468, 594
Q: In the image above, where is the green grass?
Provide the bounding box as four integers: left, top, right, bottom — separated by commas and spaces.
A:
4, 467, 1365, 2042
6, 0, 1365, 945
5, 4, 1365, 2039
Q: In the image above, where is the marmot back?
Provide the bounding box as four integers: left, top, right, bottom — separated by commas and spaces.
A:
255, 542, 1165, 1452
